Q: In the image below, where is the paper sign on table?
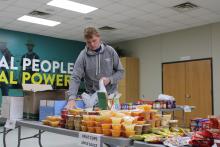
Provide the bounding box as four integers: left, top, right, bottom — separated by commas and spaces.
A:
79, 132, 102, 147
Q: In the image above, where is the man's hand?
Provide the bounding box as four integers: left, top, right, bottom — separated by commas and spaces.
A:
65, 99, 76, 110
101, 77, 111, 86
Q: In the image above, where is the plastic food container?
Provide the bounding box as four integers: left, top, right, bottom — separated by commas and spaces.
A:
142, 124, 151, 132
102, 129, 112, 136
83, 115, 90, 121
112, 124, 122, 130
86, 121, 96, 127
147, 120, 156, 128
82, 120, 87, 126
111, 130, 121, 137
169, 120, 178, 128
101, 124, 112, 129
134, 125, 143, 132
88, 127, 96, 133
124, 124, 135, 131
81, 126, 88, 132
111, 117, 122, 124
125, 131, 135, 138
95, 122, 102, 127
95, 127, 103, 134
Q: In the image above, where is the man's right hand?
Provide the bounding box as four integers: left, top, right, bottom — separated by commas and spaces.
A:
65, 99, 76, 110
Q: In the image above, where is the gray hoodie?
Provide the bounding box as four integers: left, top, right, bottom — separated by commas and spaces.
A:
68, 43, 124, 99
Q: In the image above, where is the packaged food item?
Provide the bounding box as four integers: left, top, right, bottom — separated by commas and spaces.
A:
42, 120, 50, 125
137, 121, 146, 125
155, 119, 161, 127
89, 115, 97, 121
102, 124, 112, 129
150, 110, 157, 120
125, 131, 135, 138
111, 117, 122, 124
49, 121, 60, 127
75, 126, 81, 131
86, 121, 96, 127
103, 129, 112, 136
112, 130, 121, 137
147, 120, 156, 128
123, 116, 134, 125
95, 127, 103, 134
169, 120, 178, 128
83, 115, 90, 121
124, 124, 135, 131
88, 127, 96, 133
82, 120, 87, 126
95, 122, 102, 127
142, 124, 151, 133
134, 125, 143, 132
66, 115, 74, 121
47, 116, 62, 122
81, 126, 88, 132
95, 116, 102, 122
112, 124, 121, 130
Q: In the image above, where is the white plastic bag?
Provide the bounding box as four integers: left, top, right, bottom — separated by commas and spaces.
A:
81, 79, 107, 108
81, 92, 98, 108
99, 79, 107, 93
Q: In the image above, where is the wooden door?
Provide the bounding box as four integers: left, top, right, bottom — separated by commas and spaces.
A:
163, 59, 213, 126
185, 60, 212, 122
163, 62, 186, 125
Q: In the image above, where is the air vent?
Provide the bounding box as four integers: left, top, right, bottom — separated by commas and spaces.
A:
99, 26, 116, 31
172, 2, 199, 13
29, 10, 51, 17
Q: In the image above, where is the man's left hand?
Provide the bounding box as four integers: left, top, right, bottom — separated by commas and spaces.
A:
101, 77, 110, 86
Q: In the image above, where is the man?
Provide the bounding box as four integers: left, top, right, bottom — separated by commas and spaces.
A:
66, 27, 124, 109
20, 39, 39, 83
0, 42, 12, 96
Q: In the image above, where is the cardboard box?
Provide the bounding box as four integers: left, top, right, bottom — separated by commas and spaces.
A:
39, 100, 67, 121
22, 84, 66, 120
1, 96, 24, 120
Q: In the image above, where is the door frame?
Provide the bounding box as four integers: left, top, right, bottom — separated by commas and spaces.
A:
162, 58, 214, 114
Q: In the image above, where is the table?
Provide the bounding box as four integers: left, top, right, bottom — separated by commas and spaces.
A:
1, 119, 133, 147
155, 106, 195, 127
134, 141, 165, 147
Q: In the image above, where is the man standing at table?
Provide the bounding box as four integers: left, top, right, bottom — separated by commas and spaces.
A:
66, 27, 124, 109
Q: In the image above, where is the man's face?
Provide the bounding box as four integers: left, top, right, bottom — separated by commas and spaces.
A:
27, 44, 34, 52
86, 35, 101, 50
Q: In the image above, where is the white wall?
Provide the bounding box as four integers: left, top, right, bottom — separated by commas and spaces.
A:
113, 22, 220, 115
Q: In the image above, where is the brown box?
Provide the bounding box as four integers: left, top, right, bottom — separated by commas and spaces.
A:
22, 84, 66, 120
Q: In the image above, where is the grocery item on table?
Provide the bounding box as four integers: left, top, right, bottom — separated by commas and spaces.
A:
111, 117, 122, 124
102, 124, 112, 129
112, 124, 121, 130
163, 136, 191, 147
95, 127, 102, 134
103, 129, 112, 136
135, 125, 143, 135
169, 120, 178, 128
112, 130, 121, 137
88, 127, 96, 133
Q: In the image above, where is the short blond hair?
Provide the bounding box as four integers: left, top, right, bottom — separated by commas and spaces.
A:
84, 27, 100, 39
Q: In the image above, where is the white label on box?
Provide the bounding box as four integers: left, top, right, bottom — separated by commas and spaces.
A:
5, 119, 16, 129
79, 132, 101, 147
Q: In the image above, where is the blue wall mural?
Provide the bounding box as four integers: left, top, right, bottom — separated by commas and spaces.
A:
0, 28, 85, 105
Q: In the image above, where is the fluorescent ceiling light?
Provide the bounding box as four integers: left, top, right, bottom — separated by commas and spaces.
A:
17, 15, 60, 27
47, 0, 98, 14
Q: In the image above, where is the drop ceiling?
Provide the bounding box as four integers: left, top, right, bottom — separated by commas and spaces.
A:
0, 0, 220, 43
